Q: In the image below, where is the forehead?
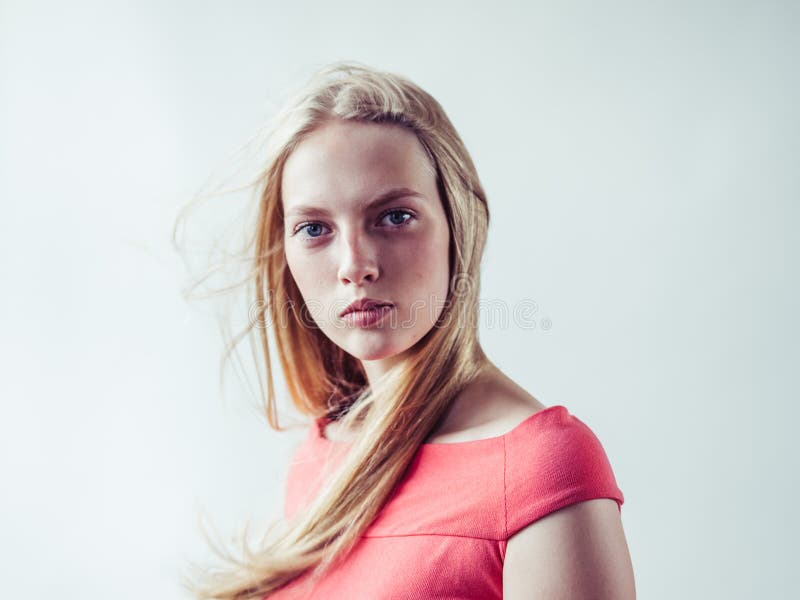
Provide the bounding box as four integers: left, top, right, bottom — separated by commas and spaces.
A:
281, 119, 435, 213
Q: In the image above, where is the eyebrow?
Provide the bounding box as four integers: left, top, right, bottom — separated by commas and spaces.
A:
284, 187, 425, 218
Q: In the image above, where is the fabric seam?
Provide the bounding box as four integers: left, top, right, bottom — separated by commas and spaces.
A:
502, 434, 508, 539
361, 532, 505, 541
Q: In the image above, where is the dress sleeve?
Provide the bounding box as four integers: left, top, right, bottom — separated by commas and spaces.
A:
503, 406, 625, 539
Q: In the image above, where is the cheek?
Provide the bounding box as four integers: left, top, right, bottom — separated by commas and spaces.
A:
404, 229, 450, 306
285, 250, 330, 325
420, 222, 450, 282
429, 226, 452, 308
285, 247, 319, 297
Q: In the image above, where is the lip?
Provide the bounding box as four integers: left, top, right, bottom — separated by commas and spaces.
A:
340, 297, 394, 318
342, 304, 394, 328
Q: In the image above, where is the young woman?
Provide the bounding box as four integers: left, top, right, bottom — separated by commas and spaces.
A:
187, 61, 635, 599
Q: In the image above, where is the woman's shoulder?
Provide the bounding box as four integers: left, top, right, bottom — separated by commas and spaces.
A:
424, 363, 547, 444
501, 403, 625, 539
426, 364, 625, 538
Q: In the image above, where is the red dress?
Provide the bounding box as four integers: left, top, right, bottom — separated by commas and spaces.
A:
269, 404, 625, 599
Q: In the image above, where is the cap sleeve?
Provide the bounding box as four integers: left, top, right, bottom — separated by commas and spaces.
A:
504, 406, 625, 539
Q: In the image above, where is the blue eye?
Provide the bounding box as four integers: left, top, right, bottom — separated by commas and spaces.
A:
291, 209, 415, 240
379, 209, 414, 227
297, 223, 326, 238
291, 221, 331, 239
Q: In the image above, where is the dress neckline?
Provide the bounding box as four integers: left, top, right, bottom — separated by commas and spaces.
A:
314, 404, 567, 450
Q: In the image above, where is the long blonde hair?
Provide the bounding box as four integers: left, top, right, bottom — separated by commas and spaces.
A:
179, 61, 491, 598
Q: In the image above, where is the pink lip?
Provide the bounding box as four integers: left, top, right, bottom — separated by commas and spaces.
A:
342, 304, 394, 328
340, 298, 394, 318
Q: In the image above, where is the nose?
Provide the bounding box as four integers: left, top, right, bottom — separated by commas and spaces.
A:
337, 229, 379, 286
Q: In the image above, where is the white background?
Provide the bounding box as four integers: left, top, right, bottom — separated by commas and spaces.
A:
1, 1, 797, 598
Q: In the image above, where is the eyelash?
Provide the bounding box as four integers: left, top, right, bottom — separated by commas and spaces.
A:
291, 209, 416, 239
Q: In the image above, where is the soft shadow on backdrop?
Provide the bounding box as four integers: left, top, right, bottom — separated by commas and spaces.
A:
1, 1, 797, 599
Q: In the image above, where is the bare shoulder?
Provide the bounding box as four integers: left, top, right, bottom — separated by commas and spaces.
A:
425, 362, 547, 443
504, 498, 636, 599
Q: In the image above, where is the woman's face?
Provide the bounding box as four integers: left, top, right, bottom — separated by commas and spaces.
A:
281, 119, 450, 375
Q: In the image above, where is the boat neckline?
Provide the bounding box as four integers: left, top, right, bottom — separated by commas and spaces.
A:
314, 404, 567, 449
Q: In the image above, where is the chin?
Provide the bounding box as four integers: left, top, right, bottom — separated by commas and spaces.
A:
337, 338, 405, 362
347, 346, 401, 362
339, 327, 432, 363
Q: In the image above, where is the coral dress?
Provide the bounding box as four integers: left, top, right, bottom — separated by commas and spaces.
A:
268, 404, 625, 599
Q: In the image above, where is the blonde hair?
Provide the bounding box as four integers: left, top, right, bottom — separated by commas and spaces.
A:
179, 61, 491, 598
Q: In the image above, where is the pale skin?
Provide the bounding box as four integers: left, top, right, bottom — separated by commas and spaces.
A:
282, 118, 636, 598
